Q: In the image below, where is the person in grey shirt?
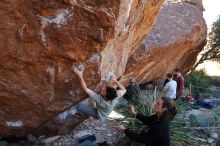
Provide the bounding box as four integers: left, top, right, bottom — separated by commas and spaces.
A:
74, 65, 126, 120
163, 73, 177, 100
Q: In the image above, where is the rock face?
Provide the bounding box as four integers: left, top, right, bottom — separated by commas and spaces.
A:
121, 0, 207, 84
0, 0, 207, 136
0, 0, 165, 136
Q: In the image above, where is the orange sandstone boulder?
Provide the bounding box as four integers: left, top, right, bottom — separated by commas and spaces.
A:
0, 0, 164, 136
121, 0, 207, 84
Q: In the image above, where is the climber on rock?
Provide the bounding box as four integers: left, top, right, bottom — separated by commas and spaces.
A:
73, 65, 126, 120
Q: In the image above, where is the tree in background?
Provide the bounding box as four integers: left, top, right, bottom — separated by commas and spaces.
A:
192, 15, 220, 70
185, 69, 210, 96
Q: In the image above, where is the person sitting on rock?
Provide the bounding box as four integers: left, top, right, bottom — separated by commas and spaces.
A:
114, 97, 177, 146
193, 94, 213, 109
74, 65, 126, 120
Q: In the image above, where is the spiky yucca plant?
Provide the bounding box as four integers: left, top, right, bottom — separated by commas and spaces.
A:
113, 89, 157, 146
114, 87, 197, 146
170, 100, 196, 146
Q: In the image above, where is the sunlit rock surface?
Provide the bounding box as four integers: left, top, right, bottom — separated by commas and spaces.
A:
0, 0, 164, 136
121, 0, 207, 84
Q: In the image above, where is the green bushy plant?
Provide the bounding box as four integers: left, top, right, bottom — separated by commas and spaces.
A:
185, 69, 210, 95
170, 100, 196, 146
